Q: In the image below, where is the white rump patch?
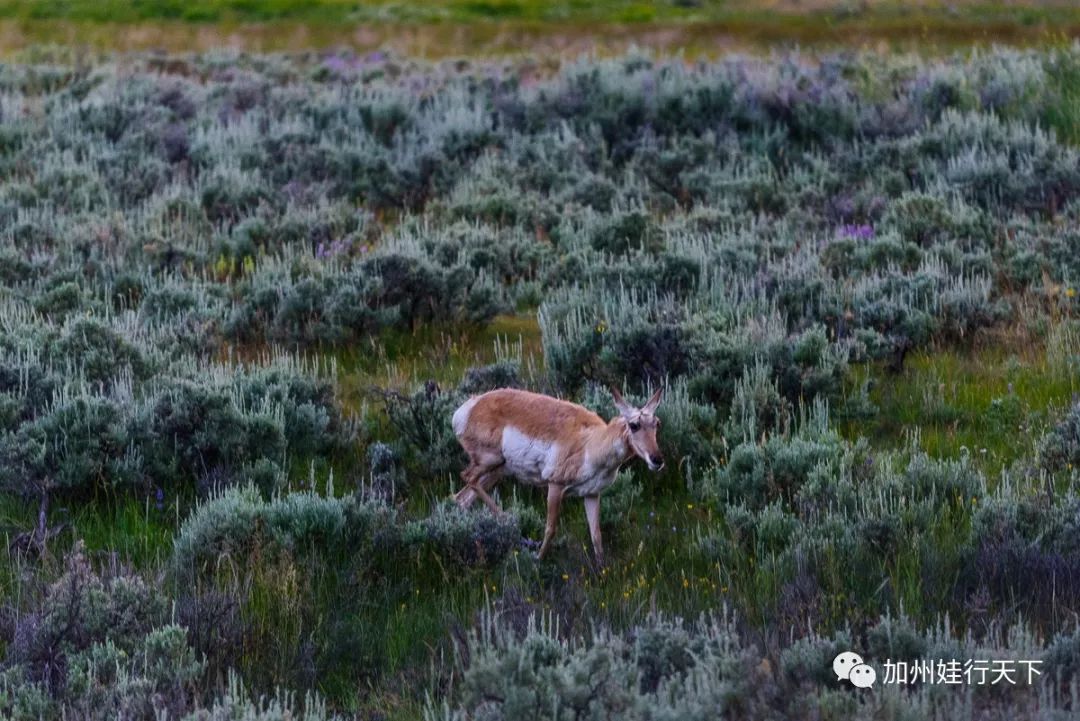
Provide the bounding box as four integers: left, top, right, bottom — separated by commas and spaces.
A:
452, 397, 479, 437
501, 426, 557, 485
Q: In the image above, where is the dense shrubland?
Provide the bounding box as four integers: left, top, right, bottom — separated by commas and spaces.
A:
0, 45, 1079, 718
0, 323, 351, 501
2, 48, 1077, 369
427, 610, 1079, 721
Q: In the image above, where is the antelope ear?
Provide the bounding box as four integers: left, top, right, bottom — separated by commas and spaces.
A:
643, 386, 663, 413
610, 386, 635, 419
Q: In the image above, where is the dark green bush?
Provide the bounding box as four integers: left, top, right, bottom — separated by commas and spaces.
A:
173, 486, 521, 577
139, 381, 288, 492
48, 318, 147, 384
445, 613, 766, 721
406, 502, 520, 569
0, 394, 138, 497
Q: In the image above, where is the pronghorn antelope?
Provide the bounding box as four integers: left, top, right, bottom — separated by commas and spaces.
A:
452, 387, 664, 564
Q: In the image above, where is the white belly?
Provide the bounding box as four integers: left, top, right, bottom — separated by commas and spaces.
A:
499, 428, 622, 497
501, 427, 557, 486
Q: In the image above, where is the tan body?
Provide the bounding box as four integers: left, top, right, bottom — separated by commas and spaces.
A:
452, 387, 664, 564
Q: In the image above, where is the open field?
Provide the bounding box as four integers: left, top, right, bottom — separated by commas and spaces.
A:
1, 0, 1078, 25
0, 1, 1078, 56
1, 41, 1080, 720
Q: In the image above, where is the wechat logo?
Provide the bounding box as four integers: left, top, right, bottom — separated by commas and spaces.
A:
833, 651, 876, 688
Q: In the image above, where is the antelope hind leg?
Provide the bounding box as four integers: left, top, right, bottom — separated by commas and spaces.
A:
467, 472, 503, 515
455, 459, 504, 512
453, 462, 481, 508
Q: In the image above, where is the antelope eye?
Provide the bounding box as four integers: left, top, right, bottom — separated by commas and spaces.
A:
629, 421, 641, 432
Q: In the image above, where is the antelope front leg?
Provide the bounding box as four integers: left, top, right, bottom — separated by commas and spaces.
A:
583, 494, 604, 567
537, 483, 565, 560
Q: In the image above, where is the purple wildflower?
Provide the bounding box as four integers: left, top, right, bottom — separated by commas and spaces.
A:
839, 223, 875, 240
324, 55, 350, 74
315, 237, 357, 260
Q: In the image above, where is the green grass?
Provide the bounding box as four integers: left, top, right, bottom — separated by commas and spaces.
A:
840, 330, 1080, 478
0, 0, 1077, 27
69, 496, 176, 566
1046, 47, 1080, 145
0, 1, 1077, 56
334, 313, 543, 396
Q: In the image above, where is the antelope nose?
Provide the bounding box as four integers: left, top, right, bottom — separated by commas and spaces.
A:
650, 454, 665, 470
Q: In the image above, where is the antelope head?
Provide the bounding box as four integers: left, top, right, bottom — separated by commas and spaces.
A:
611, 386, 665, 471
